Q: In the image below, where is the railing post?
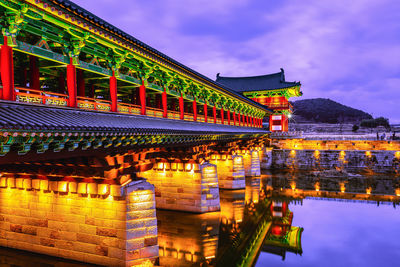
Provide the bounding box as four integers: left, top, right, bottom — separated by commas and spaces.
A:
179, 93, 184, 120
67, 58, 77, 108
110, 71, 118, 112
220, 108, 224, 124
213, 105, 217, 123
204, 103, 208, 123
140, 80, 146, 115
269, 115, 273, 132
0, 37, 14, 101
162, 89, 168, 118
29, 55, 40, 91
193, 98, 197, 121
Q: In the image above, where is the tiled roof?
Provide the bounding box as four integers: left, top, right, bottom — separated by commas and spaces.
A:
216, 68, 301, 93
0, 101, 268, 135
49, 0, 272, 114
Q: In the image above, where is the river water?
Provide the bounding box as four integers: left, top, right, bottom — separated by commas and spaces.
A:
1, 171, 399, 267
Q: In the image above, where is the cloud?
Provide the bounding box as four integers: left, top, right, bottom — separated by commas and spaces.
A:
73, 0, 400, 122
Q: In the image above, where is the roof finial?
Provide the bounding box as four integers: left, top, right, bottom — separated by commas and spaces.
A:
216, 73, 220, 78
280, 68, 284, 73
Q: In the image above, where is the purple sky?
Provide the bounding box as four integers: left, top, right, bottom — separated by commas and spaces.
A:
73, 0, 400, 123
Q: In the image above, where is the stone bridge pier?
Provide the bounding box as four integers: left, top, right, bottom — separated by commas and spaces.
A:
138, 159, 220, 213
236, 149, 261, 177
0, 176, 158, 266
209, 153, 246, 190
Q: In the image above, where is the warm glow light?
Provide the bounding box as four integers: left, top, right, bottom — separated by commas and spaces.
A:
290, 181, 296, 190
395, 188, 400, 196
314, 150, 320, 159
366, 187, 372, 194
290, 150, 296, 156
315, 182, 320, 192
186, 163, 193, 171
395, 151, 400, 159
340, 182, 345, 193
365, 151, 372, 157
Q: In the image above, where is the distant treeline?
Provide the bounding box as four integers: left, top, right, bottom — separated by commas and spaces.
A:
360, 117, 390, 128
291, 98, 373, 123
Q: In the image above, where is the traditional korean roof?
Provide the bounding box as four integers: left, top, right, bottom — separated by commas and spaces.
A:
46, 0, 271, 114
0, 101, 267, 135
216, 68, 301, 93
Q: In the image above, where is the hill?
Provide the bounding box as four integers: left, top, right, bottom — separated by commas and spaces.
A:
291, 98, 373, 123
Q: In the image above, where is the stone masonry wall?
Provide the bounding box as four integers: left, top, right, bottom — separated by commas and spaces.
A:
271, 139, 400, 151
270, 149, 400, 173
138, 162, 220, 213
237, 150, 261, 177
0, 177, 158, 266
209, 154, 245, 189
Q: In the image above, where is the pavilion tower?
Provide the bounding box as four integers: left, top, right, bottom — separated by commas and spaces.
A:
216, 68, 302, 132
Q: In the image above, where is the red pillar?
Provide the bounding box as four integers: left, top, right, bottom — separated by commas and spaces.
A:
233, 111, 236, 126
179, 94, 184, 120
227, 110, 231, 125
110, 71, 118, 112
220, 108, 224, 124
0, 37, 14, 100
67, 58, 77, 108
77, 69, 85, 97
204, 103, 208, 122
242, 114, 245, 126
213, 106, 217, 123
238, 112, 241, 126
193, 98, 197, 121
162, 89, 168, 118
246, 115, 249, 127
140, 80, 146, 115
29, 55, 40, 91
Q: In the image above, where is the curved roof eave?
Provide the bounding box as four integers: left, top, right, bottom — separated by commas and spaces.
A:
49, 0, 271, 113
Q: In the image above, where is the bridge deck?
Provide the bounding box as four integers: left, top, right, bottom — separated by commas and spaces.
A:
0, 101, 268, 135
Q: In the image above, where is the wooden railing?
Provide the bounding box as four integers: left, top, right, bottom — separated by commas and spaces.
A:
77, 96, 112, 112
15, 87, 68, 107
118, 102, 141, 115
146, 107, 164, 118
169, 110, 181, 120
11, 88, 261, 128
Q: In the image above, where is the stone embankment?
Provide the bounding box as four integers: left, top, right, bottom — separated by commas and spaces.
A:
261, 139, 400, 173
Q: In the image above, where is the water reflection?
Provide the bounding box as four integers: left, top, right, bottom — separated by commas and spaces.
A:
1, 172, 399, 266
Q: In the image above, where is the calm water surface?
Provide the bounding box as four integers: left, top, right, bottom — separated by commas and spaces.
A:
1, 172, 399, 267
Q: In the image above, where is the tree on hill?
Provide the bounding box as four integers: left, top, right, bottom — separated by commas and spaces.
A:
291, 98, 373, 123
360, 117, 390, 129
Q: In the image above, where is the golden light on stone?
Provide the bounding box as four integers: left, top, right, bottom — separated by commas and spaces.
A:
290, 181, 296, 190
395, 188, 400, 196
98, 184, 110, 195
395, 151, 400, 159
366, 187, 372, 194
365, 151, 372, 158
290, 149, 296, 156
340, 182, 346, 193
77, 182, 87, 194
314, 150, 320, 159
315, 182, 320, 191
58, 181, 68, 192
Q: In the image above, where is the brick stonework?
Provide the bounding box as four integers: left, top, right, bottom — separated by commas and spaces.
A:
0, 179, 158, 266
139, 162, 220, 213
209, 154, 245, 189
237, 150, 261, 177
